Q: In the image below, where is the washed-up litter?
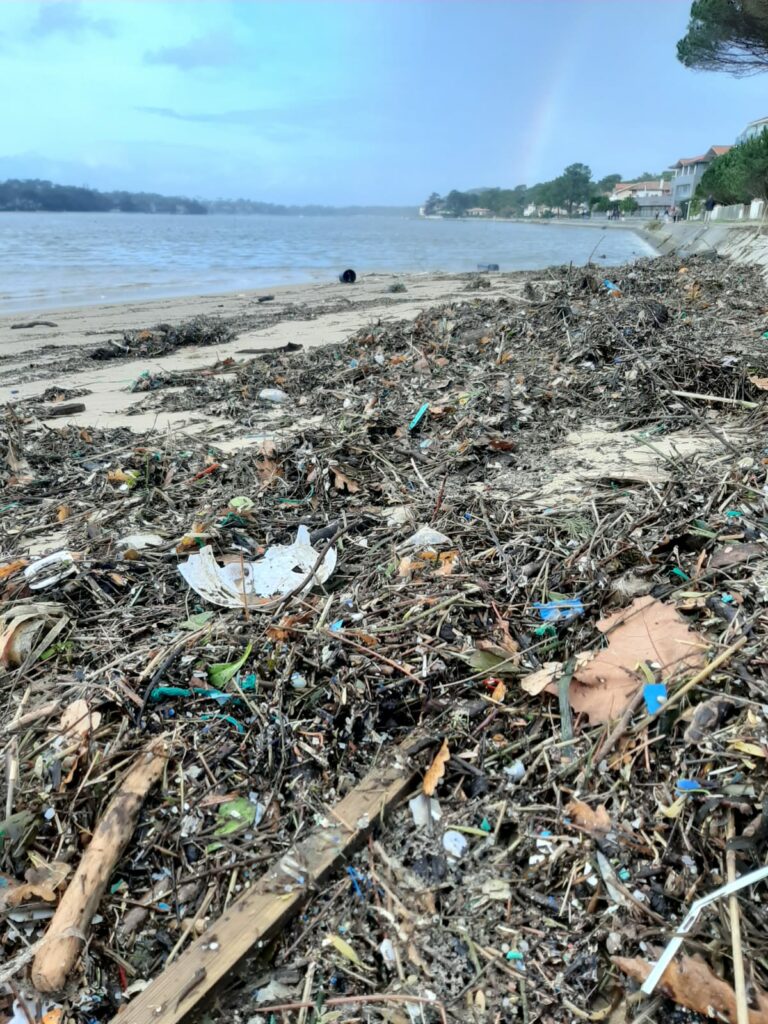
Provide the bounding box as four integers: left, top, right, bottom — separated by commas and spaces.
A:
6, 253, 768, 1023
23, 550, 76, 590
179, 525, 337, 607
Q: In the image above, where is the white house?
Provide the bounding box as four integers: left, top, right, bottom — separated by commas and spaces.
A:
669, 146, 730, 209
609, 179, 670, 202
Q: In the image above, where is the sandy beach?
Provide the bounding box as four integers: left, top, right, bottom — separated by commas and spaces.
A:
0, 270, 509, 440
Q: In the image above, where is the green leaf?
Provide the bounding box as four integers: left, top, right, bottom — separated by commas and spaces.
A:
180, 611, 214, 631
213, 797, 258, 836
208, 643, 252, 688
466, 650, 517, 676
228, 496, 254, 511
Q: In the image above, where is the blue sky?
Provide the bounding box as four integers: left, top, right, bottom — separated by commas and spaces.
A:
0, 0, 766, 205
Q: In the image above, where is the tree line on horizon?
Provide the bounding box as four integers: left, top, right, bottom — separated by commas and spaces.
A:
0, 179, 415, 216
424, 165, 673, 219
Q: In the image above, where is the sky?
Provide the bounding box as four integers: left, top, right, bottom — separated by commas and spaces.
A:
0, 0, 767, 205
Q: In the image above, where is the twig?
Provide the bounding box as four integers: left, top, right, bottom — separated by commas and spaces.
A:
726, 811, 749, 1024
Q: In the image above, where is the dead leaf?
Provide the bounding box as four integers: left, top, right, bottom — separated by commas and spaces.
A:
0, 559, 28, 581
749, 376, 768, 391
330, 464, 360, 494
484, 436, 516, 452
6, 857, 72, 906
436, 549, 460, 576
613, 954, 768, 1023
547, 597, 705, 725
490, 679, 506, 702
709, 542, 764, 569
56, 504, 70, 523
566, 799, 612, 837
423, 739, 450, 796
79, 428, 93, 444
684, 697, 733, 745
57, 699, 101, 743
521, 662, 564, 695
325, 934, 372, 970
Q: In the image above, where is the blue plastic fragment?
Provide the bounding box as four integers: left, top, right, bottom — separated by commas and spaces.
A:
676, 779, 703, 792
603, 279, 620, 293
726, 510, 742, 518
157, 902, 171, 913
721, 593, 735, 604
643, 683, 667, 715
618, 868, 631, 882
408, 402, 429, 431
533, 598, 584, 623
349, 358, 359, 369
506, 950, 524, 961
330, 619, 344, 632
480, 818, 492, 833
347, 866, 366, 900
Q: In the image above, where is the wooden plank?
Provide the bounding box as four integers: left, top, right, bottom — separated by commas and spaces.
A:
111, 732, 430, 1024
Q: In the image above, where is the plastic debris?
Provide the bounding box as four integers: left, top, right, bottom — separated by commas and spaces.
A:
643, 682, 667, 715
408, 793, 442, 828
532, 598, 584, 622
400, 525, 452, 550
178, 526, 337, 607
409, 402, 429, 431
23, 551, 76, 590
442, 830, 468, 859
258, 388, 289, 404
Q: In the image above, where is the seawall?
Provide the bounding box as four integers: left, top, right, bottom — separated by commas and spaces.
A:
636, 219, 768, 270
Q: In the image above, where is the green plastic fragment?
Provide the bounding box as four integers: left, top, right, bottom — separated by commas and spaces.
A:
671, 567, 690, 581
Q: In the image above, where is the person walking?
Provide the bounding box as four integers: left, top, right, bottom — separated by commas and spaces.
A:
705, 194, 716, 221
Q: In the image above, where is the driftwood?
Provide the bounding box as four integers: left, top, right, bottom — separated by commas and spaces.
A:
31, 735, 170, 992
109, 731, 430, 1024
41, 402, 86, 419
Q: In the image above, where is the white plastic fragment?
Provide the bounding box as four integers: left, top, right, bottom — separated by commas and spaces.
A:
443, 830, 468, 859
641, 863, 768, 996
23, 550, 76, 590
408, 793, 442, 828
400, 525, 452, 550
259, 388, 289, 404
178, 526, 337, 608
379, 937, 396, 964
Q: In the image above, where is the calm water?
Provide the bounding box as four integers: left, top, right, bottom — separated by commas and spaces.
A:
0, 212, 655, 312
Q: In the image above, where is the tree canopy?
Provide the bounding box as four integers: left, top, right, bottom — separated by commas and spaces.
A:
698, 128, 768, 202
677, 0, 768, 75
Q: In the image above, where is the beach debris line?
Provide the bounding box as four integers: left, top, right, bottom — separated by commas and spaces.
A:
4, 252, 768, 1021
90, 315, 235, 361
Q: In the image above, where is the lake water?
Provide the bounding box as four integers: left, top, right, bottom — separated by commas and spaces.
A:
0, 212, 655, 312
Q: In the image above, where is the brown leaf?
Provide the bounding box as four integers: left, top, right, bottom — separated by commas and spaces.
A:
485, 436, 516, 452
490, 679, 506, 702
330, 465, 360, 494
56, 504, 70, 523
435, 550, 460, 576
0, 559, 28, 581
613, 954, 768, 1023
709, 542, 764, 569
560, 597, 705, 725
520, 661, 562, 696
57, 699, 101, 743
79, 429, 93, 444
566, 799, 611, 837
749, 375, 768, 391
423, 739, 450, 796
6, 858, 72, 906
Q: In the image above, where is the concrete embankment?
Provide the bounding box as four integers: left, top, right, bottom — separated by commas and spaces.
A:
636, 219, 768, 270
